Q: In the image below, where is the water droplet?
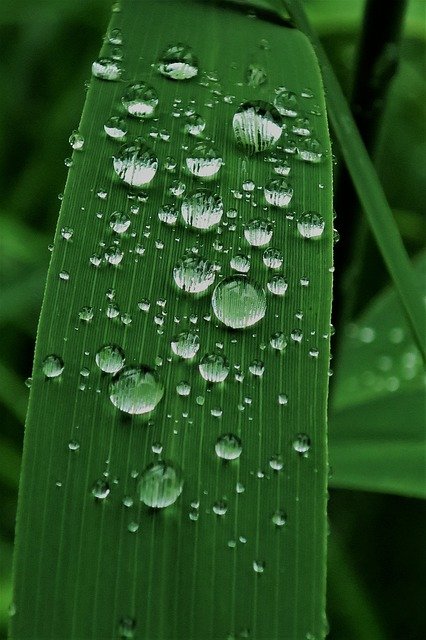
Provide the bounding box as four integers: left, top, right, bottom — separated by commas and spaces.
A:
230, 253, 250, 273
92, 479, 110, 499
105, 245, 124, 265
157, 44, 198, 80
273, 88, 298, 117
278, 393, 288, 405
212, 276, 266, 329
181, 189, 223, 229
104, 116, 127, 139
95, 344, 125, 374
246, 63, 267, 88
171, 331, 200, 358
138, 461, 183, 508
42, 354, 64, 378
262, 247, 283, 269
292, 116, 311, 137
244, 218, 272, 247
109, 211, 131, 233
108, 27, 123, 45
290, 328, 303, 343
92, 57, 122, 81
158, 204, 178, 225
297, 137, 324, 163
253, 560, 265, 573
121, 82, 158, 118
297, 211, 325, 238
248, 360, 264, 377
113, 140, 158, 187
119, 616, 136, 639
270, 332, 287, 351
293, 433, 311, 454
199, 352, 230, 382
184, 113, 206, 136
69, 131, 84, 150
122, 496, 134, 507
176, 380, 191, 396
68, 440, 80, 451
59, 270, 70, 281
267, 275, 288, 296
272, 510, 287, 527
127, 522, 139, 533
232, 101, 283, 153
269, 454, 283, 471
173, 255, 216, 293
215, 433, 242, 460
213, 500, 228, 516
186, 142, 222, 177
61, 226, 74, 240
109, 366, 164, 414
264, 178, 293, 208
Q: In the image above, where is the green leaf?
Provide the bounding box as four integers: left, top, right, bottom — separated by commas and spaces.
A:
11, 2, 333, 639
329, 253, 425, 498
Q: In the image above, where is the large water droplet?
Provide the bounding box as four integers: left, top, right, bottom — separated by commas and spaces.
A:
212, 276, 266, 329
199, 352, 230, 382
109, 366, 164, 414
186, 143, 222, 178
113, 140, 158, 187
42, 354, 64, 378
171, 331, 200, 358
138, 461, 183, 508
232, 101, 283, 153
104, 116, 127, 140
264, 178, 293, 208
244, 219, 273, 247
95, 344, 125, 373
297, 211, 325, 238
109, 211, 131, 233
181, 189, 223, 229
215, 433, 242, 460
121, 82, 158, 118
92, 57, 122, 81
157, 44, 198, 80
173, 255, 216, 293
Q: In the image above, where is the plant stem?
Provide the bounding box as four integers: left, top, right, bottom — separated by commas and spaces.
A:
279, 0, 425, 361
333, 0, 408, 333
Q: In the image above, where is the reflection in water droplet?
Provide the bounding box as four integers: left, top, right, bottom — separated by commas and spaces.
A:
157, 44, 198, 80
109, 366, 164, 414
173, 255, 216, 293
176, 380, 191, 396
69, 131, 84, 150
95, 344, 125, 374
273, 88, 298, 117
212, 276, 266, 329
158, 204, 178, 225
297, 211, 325, 238
113, 141, 158, 187
92, 57, 122, 81
244, 219, 273, 247
267, 275, 288, 296
171, 331, 200, 358
233, 101, 283, 153
121, 83, 159, 118
264, 178, 293, 208
109, 211, 131, 233
138, 461, 183, 508
199, 353, 230, 382
297, 138, 324, 163
181, 189, 223, 230
293, 433, 311, 453
215, 433, 242, 460
186, 143, 222, 177
213, 500, 228, 516
42, 354, 64, 378
184, 113, 206, 136
230, 254, 251, 273
246, 63, 267, 88
262, 248, 283, 269
104, 116, 127, 139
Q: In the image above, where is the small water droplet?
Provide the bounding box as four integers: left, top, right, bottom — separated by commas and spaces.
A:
171, 331, 200, 359
246, 63, 267, 88
109, 366, 164, 414
186, 142, 222, 177
95, 344, 125, 374
264, 178, 293, 208
173, 255, 216, 293
157, 44, 198, 80
92, 479, 110, 499
69, 131, 84, 150
42, 354, 64, 378
138, 461, 183, 508
233, 101, 283, 153
109, 211, 131, 233
118, 616, 136, 639
92, 57, 122, 81
213, 500, 228, 516
297, 137, 324, 163
212, 276, 266, 329
176, 380, 191, 396
215, 433, 242, 460
104, 115, 127, 139
253, 560, 265, 573
199, 352, 230, 382
61, 226, 74, 240
297, 211, 325, 238
181, 189, 223, 229
230, 253, 251, 273
184, 113, 206, 136
269, 454, 283, 471
273, 88, 298, 117
272, 509, 287, 527
68, 440, 80, 451
267, 275, 288, 296
270, 332, 287, 351
293, 433, 311, 454
122, 82, 158, 118
262, 247, 283, 269
113, 140, 158, 187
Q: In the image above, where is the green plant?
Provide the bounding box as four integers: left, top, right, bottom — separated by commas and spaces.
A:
1, 1, 424, 639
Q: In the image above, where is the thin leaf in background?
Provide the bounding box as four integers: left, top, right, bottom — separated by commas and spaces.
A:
10, 1, 333, 638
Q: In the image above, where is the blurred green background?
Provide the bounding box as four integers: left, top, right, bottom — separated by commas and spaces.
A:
0, 1, 424, 638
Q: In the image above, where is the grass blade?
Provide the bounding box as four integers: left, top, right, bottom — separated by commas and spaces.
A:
11, 2, 333, 638
278, 0, 426, 360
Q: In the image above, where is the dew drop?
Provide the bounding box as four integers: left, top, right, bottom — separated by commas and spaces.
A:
293, 433, 311, 454
215, 433, 242, 460
186, 142, 222, 177
92, 57, 122, 81
269, 454, 283, 471
273, 88, 298, 117
230, 253, 251, 273
42, 354, 64, 378
113, 140, 158, 187
92, 479, 110, 499
264, 178, 293, 208
199, 352, 230, 382
121, 82, 158, 118
119, 616, 136, 639
246, 63, 267, 88
184, 113, 206, 136
138, 461, 183, 508
173, 255, 216, 293
248, 360, 264, 376
95, 344, 125, 374
171, 331, 200, 358
244, 218, 273, 247
297, 211, 325, 238
270, 332, 287, 351
61, 226, 74, 240
68, 440, 80, 451
69, 131, 84, 150
109, 211, 131, 233
297, 137, 324, 163
253, 560, 265, 573
262, 247, 283, 269
104, 116, 127, 139
176, 381, 191, 396
181, 189, 223, 230
232, 100, 283, 153
272, 510, 287, 527
267, 275, 288, 296
157, 44, 198, 80
158, 204, 178, 225
213, 500, 228, 516
109, 366, 164, 414
212, 275, 266, 329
